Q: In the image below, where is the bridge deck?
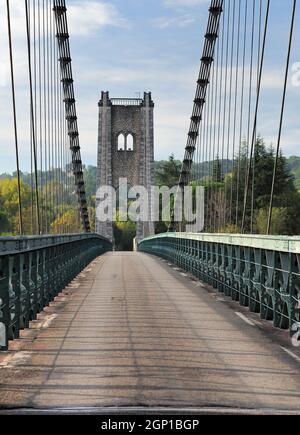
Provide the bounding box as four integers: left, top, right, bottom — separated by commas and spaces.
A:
0, 252, 300, 413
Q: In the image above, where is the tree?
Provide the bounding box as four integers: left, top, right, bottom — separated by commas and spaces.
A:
230, 137, 300, 234
256, 208, 290, 235
113, 210, 136, 251
0, 178, 31, 234
0, 210, 10, 234
50, 209, 81, 234
84, 166, 97, 203
154, 155, 182, 233
88, 197, 96, 233
212, 154, 223, 183
155, 155, 181, 188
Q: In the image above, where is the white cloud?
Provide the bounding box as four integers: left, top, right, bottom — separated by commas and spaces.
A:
77, 63, 195, 86
67, 1, 129, 36
153, 15, 195, 28
1, 0, 300, 174
163, 0, 209, 7
0, 1, 28, 86
0, 1, 128, 87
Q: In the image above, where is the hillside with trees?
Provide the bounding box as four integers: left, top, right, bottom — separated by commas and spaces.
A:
286, 156, 300, 190
1, 141, 300, 240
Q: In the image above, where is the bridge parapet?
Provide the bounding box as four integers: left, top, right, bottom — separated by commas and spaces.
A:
0, 234, 112, 350
0, 234, 111, 256
138, 233, 300, 334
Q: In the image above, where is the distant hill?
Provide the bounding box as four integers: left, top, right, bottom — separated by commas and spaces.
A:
286, 156, 300, 190
190, 157, 300, 189
2, 156, 300, 191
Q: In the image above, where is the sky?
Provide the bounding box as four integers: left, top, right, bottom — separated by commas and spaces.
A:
0, 0, 299, 173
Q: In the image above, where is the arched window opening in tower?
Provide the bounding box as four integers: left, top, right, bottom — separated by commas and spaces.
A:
117, 133, 125, 151
127, 134, 134, 151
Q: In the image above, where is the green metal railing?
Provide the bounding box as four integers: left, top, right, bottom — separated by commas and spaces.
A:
139, 233, 300, 334
0, 234, 112, 350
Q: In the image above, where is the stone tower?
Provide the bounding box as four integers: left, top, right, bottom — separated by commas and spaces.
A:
96, 91, 155, 243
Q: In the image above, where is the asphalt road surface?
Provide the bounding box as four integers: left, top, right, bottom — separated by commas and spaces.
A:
0, 252, 300, 414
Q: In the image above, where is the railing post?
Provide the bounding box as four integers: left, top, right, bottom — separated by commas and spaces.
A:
291, 253, 300, 335
28, 251, 38, 320
8, 255, 20, 340
0, 257, 10, 350
36, 250, 43, 311
41, 248, 50, 306
19, 252, 30, 330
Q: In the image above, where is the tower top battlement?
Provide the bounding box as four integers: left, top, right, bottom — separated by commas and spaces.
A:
98, 91, 154, 108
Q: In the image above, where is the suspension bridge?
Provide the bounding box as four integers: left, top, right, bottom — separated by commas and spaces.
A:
0, 0, 300, 414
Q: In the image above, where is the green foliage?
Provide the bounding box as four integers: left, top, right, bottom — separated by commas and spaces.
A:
88, 201, 96, 232
286, 156, 300, 189
218, 224, 240, 234
0, 175, 82, 235
50, 208, 81, 234
0, 210, 10, 234
154, 155, 181, 233
212, 155, 223, 183
155, 155, 181, 187
83, 166, 97, 200
0, 178, 31, 212
191, 158, 232, 181
113, 210, 136, 251
0, 178, 32, 234
228, 138, 300, 234
2, 148, 300, 238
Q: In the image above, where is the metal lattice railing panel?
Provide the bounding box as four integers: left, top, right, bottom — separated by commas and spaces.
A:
0, 235, 112, 350
138, 233, 300, 334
